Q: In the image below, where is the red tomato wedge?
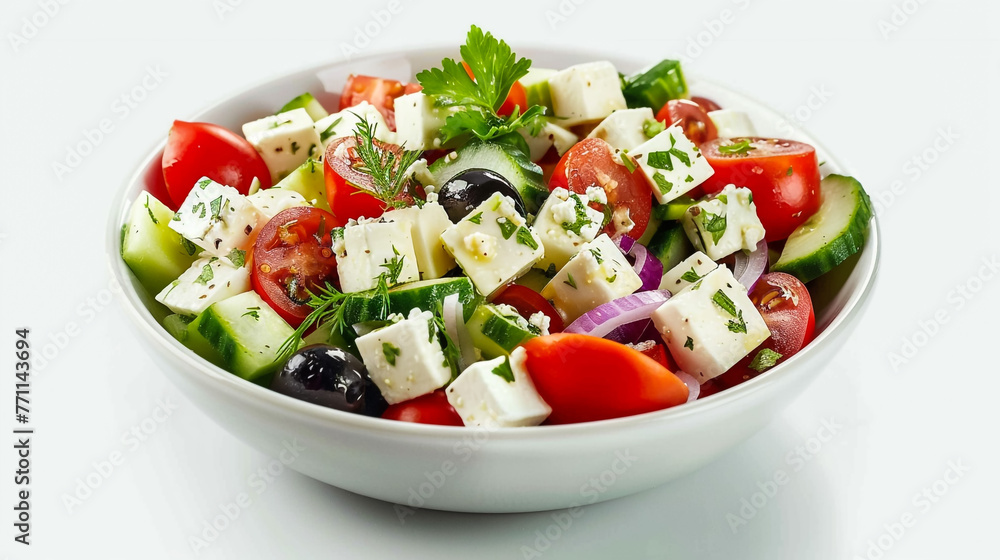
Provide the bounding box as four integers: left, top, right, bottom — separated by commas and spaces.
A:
522, 334, 688, 424
381, 390, 464, 426
655, 99, 718, 146
701, 273, 815, 397
339, 75, 421, 131
162, 120, 271, 209
251, 207, 339, 327
548, 138, 651, 240
492, 284, 564, 333
700, 137, 821, 241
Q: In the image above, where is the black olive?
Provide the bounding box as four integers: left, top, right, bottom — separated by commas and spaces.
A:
438, 168, 526, 223
272, 344, 383, 415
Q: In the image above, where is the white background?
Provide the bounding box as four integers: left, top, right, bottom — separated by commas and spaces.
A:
2, 0, 999, 558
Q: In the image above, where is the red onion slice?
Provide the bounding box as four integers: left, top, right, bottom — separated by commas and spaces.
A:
564, 290, 671, 339
729, 239, 768, 291
616, 236, 663, 292
674, 371, 700, 403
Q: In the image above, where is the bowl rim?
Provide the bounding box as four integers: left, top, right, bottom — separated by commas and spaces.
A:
106, 44, 881, 441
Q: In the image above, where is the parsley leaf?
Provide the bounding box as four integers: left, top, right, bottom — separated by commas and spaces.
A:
438, 105, 547, 144
680, 268, 703, 283
180, 238, 198, 256
749, 348, 783, 372
382, 342, 401, 366
515, 227, 538, 250
718, 138, 755, 155
226, 248, 246, 268
497, 217, 517, 240
645, 134, 691, 171
194, 263, 214, 285
712, 289, 738, 317
491, 357, 515, 383
560, 195, 593, 235
702, 211, 727, 244
653, 172, 673, 195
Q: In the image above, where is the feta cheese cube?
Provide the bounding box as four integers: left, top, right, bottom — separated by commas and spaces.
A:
155, 256, 250, 316
651, 266, 770, 383
445, 348, 551, 428
682, 185, 766, 260
518, 123, 580, 161
708, 109, 757, 138
247, 188, 308, 220
541, 233, 642, 323
631, 126, 715, 204
169, 177, 266, 258
659, 251, 718, 292
531, 187, 605, 271
548, 61, 627, 126
393, 91, 450, 151
586, 108, 656, 152
440, 193, 544, 297
334, 219, 420, 293
313, 101, 395, 151
355, 309, 452, 404
383, 202, 456, 280
242, 108, 323, 183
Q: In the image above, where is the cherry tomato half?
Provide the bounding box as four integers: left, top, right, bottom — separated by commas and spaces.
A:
251, 207, 339, 327
323, 136, 423, 226
162, 120, 271, 209
701, 273, 815, 397
492, 284, 564, 333
700, 137, 822, 242
522, 334, 688, 424
690, 96, 722, 113
339, 75, 421, 131
548, 138, 651, 240
381, 390, 464, 426
655, 99, 718, 146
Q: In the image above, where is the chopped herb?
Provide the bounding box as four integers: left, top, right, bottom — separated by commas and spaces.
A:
269, 118, 292, 129
242, 307, 261, 321
642, 119, 665, 138
717, 194, 728, 204
727, 310, 748, 334
491, 357, 515, 383
180, 238, 198, 256
702, 211, 728, 244
468, 211, 483, 224
748, 192, 754, 204
515, 227, 538, 250
379, 245, 406, 285
320, 117, 343, 142
645, 134, 691, 171
382, 342, 401, 366
194, 263, 214, 285
192, 202, 207, 219
144, 196, 159, 224
718, 138, 755, 155
712, 289, 738, 317
209, 196, 224, 220
431, 300, 461, 379
818, 160, 827, 167
619, 152, 637, 173
749, 348, 783, 372
197, 178, 212, 189
684, 336, 694, 350
543, 263, 557, 278
226, 248, 246, 268
564, 273, 577, 289
589, 247, 603, 264
291, 141, 300, 154
685, 175, 694, 183
653, 172, 673, 194
786, 166, 794, 176
560, 195, 593, 236
680, 268, 703, 283
606, 273, 617, 283
692, 279, 703, 290
497, 217, 517, 239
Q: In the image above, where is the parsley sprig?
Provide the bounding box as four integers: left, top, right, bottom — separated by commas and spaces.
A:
416, 25, 547, 144
350, 116, 422, 210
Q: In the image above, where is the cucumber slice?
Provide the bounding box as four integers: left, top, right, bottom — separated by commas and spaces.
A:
772, 174, 873, 283
652, 194, 696, 222
122, 192, 198, 294
163, 314, 194, 342
279, 92, 329, 122
647, 221, 695, 273
198, 291, 295, 383
622, 59, 688, 110
465, 303, 536, 359
181, 313, 225, 368
636, 214, 661, 246
272, 158, 331, 211
339, 277, 479, 326
521, 67, 556, 113
429, 141, 548, 214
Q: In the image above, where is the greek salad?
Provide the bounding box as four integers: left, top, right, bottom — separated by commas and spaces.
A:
120, 26, 873, 427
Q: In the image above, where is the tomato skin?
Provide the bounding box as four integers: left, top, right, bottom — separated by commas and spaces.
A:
338, 75, 420, 130
637, 343, 669, 368
700, 273, 815, 397
522, 334, 688, 424
492, 285, 564, 333
162, 120, 271, 209
251, 207, 339, 327
690, 96, 722, 113
323, 136, 422, 226
655, 99, 718, 145
548, 138, 651, 240
381, 390, 464, 426
700, 137, 821, 242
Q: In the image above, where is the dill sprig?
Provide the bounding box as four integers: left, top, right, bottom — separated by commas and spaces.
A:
350, 116, 422, 210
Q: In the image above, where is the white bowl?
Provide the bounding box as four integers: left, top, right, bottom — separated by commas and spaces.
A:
106, 47, 880, 513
